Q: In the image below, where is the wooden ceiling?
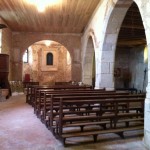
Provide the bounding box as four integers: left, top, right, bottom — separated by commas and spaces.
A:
117, 2, 146, 48
0, 1, 146, 48
0, 0, 100, 33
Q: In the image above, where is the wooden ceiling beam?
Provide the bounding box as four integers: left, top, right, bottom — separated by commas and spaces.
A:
121, 24, 144, 29
117, 39, 146, 46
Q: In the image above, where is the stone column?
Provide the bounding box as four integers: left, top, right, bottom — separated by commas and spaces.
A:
82, 44, 94, 85
144, 43, 150, 150
11, 48, 23, 81
94, 35, 116, 90
71, 48, 81, 82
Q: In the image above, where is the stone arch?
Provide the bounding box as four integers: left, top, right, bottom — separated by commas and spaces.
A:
21, 38, 72, 59
82, 36, 95, 86
98, 0, 134, 90
101, 1, 150, 149
12, 33, 81, 81
22, 40, 72, 84
138, 1, 150, 149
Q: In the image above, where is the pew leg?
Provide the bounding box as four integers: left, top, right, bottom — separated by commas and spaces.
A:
116, 132, 124, 139
62, 138, 66, 146
100, 124, 106, 130
80, 125, 84, 132
125, 121, 129, 127
93, 134, 98, 142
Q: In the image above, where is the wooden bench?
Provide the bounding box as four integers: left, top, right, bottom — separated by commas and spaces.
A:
29, 87, 145, 146
25, 82, 39, 104
26, 84, 94, 106
45, 93, 145, 132
55, 97, 144, 145
37, 90, 132, 124
33, 87, 112, 115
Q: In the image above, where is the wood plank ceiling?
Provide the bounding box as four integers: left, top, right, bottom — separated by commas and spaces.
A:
117, 2, 146, 48
0, 0, 100, 33
0, 1, 146, 47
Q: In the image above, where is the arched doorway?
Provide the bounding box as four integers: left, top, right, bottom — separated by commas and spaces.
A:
83, 36, 95, 87
22, 40, 72, 85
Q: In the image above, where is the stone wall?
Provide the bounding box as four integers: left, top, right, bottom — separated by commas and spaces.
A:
81, 0, 150, 148
114, 46, 148, 92
0, 18, 12, 80
114, 48, 130, 88
23, 44, 71, 85
129, 46, 148, 92
11, 32, 81, 82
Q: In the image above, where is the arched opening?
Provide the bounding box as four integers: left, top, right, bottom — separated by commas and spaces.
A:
114, 2, 147, 93
46, 52, 53, 65
83, 36, 95, 87
22, 40, 72, 85
99, 0, 139, 90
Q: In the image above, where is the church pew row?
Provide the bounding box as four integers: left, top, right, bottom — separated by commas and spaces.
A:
35, 90, 131, 123
34, 90, 128, 115
33, 87, 107, 107
26, 84, 94, 105
55, 97, 144, 146
25, 82, 39, 104
26, 85, 145, 146
41, 92, 145, 133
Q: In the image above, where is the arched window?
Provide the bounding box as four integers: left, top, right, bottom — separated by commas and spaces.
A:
46, 52, 53, 65
23, 49, 29, 63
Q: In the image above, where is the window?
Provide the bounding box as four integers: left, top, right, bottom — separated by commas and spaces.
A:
46, 52, 53, 65
23, 49, 29, 63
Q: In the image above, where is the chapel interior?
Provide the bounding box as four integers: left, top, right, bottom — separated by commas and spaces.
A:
0, 0, 149, 149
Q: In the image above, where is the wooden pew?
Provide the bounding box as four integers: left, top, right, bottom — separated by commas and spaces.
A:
55, 97, 144, 146
35, 90, 129, 120
43, 92, 145, 132
26, 84, 94, 106
33, 87, 106, 113
27, 85, 145, 146
25, 82, 39, 104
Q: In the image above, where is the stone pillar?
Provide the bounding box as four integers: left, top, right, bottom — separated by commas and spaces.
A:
95, 46, 115, 90
144, 43, 150, 150
82, 41, 94, 85
94, 7, 126, 90
71, 48, 81, 82
11, 48, 23, 81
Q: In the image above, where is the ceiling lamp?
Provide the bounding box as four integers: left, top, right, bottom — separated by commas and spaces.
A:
45, 40, 52, 46
25, 0, 61, 12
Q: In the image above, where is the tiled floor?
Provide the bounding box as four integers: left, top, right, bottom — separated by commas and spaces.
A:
0, 94, 148, 150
